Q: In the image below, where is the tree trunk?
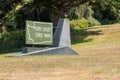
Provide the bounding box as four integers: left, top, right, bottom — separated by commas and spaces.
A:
49, 8, 65, 27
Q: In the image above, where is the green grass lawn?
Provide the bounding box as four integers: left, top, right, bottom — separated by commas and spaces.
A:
0, 23, 120, 80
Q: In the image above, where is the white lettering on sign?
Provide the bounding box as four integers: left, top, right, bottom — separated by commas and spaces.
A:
36, 33, 43, 38
43, 27, 51, 32
44, 33, 51, 38
34, 27, 42, 31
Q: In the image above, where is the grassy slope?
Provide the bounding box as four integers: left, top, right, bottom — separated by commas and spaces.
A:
0, 24, 120, 80
72, 23, 120, 55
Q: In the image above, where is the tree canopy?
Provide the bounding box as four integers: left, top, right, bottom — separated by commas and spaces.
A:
0, 0, 120, 32
0, 0, 92, 31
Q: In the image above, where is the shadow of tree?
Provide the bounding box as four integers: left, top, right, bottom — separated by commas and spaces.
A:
71, 29, 102, 44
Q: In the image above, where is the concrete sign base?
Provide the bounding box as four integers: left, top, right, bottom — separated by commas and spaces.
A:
8, 47, 78, 57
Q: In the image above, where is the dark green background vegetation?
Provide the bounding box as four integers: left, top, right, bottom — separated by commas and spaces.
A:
0, 0, 120, 53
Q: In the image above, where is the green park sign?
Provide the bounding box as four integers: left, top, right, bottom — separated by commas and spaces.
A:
26, 20, 53, 45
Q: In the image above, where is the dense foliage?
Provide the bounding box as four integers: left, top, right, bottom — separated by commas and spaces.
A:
0, 0, 91, 52
0, 0, 91, 32
67, 0, 120, 27
0, 30, 25, 53
91, 0, 120, 24
0, 0, 119, 31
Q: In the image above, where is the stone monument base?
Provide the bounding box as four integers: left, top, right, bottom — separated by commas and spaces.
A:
7, 47, 78, 57
22, 47, 49, 53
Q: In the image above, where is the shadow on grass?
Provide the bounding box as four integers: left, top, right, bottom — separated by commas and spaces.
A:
71, 29, 102, 44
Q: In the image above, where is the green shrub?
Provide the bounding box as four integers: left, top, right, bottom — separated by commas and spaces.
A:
0, 30, 25, 53
101, 19, 112, 25
87, 18, 101, 27
70, 18, 101, 29
70, 19, 89, 29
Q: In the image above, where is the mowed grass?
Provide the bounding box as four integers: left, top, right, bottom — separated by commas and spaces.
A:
0, 23, 120, 80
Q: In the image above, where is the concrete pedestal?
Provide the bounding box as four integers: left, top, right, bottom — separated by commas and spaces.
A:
53, 19, 71, 47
